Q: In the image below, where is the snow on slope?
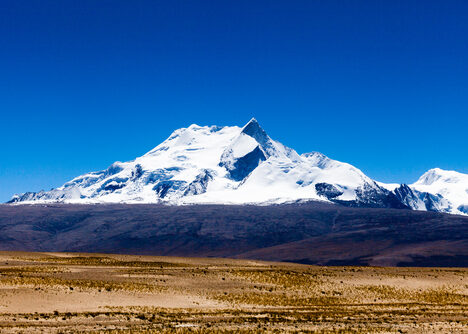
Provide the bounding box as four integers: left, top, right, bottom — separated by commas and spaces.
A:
9, 118, 392, 206
12, 123, 242, 203
411, 168, 468, 215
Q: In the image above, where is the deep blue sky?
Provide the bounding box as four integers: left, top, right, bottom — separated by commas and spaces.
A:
1, 0, 467, 202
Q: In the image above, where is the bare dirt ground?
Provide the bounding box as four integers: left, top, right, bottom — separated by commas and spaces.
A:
0, 251, 466, 333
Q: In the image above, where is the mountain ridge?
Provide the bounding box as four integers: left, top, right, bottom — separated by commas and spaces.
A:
9, 119, 468, 215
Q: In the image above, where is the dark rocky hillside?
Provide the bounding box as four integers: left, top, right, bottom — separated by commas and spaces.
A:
0, 202, 466, 266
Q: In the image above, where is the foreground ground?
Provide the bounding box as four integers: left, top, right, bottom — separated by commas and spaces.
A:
0, 252, 466, 333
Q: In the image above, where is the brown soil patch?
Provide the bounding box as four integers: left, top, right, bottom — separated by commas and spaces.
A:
0, 251, 466, 333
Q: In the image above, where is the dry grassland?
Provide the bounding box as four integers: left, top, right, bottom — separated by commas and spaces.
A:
0, 251, 466, 333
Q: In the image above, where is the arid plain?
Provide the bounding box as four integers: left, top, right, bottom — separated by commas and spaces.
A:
0, 251, 466, 333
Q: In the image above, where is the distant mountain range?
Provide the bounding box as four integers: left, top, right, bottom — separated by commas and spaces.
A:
9, 118, 468, 215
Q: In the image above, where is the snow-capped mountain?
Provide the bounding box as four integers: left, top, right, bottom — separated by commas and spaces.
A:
9, 119, 399, 207
411, 168, 468, 215
9, 119, 468, 215
379, 168, 468, 215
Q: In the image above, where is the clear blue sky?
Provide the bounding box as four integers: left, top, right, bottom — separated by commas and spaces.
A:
1, 0, 467, 202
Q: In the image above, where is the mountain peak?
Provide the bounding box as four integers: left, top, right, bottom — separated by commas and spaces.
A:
415, 168, 465, 186
241, 118, 270, 147
245, 117, 258, 125
415, 168, 444, 186
241, 117, 262, 134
